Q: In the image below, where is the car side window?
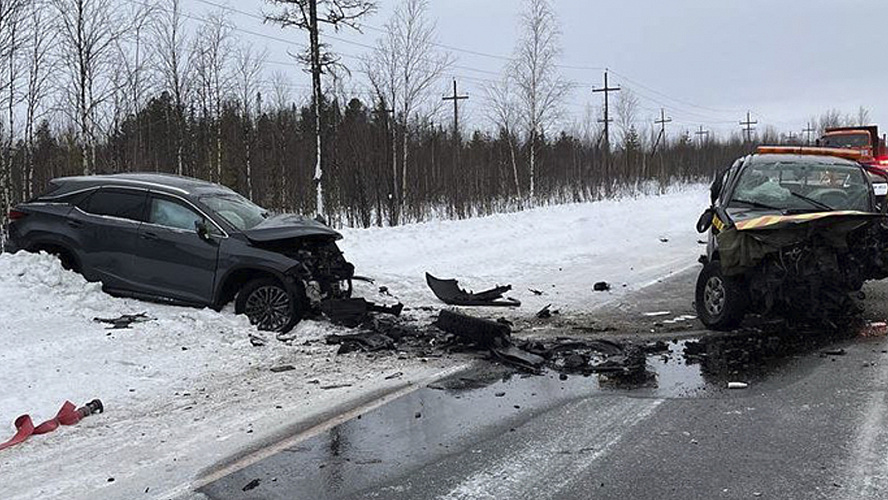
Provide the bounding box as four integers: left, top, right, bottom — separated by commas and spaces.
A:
80, 189, 147, 221
148, 197, 204, 232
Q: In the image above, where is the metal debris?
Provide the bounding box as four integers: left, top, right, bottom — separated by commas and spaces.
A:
593, 282, 611, 292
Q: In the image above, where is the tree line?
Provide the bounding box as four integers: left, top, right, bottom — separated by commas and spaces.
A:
0, 0, 867, 233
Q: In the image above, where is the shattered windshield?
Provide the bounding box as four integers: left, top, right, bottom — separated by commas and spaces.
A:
199, 192, 268, 230
730, 161, 870, 212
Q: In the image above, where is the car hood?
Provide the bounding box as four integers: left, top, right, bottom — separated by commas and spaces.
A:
726, 208, 881, 231
242, 214, 342, 242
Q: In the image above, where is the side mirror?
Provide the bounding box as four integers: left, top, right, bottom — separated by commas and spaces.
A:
195, 220, 211, 241
696, 208, 714, 234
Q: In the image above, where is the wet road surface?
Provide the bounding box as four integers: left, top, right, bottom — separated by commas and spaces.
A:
198, 267, 888, 499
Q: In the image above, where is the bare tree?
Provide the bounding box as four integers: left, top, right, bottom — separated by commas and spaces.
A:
265, 0, 376, 217
22, 0, 57, 199
484, 77, 521, 198
152, 0, 191, 175
365, 0, 452, 221
614, 86, 639, 149
510, 0, 570, 199
51, 0, 130, 174
817, 108, 842, 135
234, 43, 268, 200
0, 0, 25, 243
856, 106, 871, 127
191, 11, 233, 182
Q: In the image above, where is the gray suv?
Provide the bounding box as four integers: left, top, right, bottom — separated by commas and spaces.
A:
4, 173, 354, 332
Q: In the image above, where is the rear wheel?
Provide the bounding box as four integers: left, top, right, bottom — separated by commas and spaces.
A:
695, 260, 747, 330
235, 278, 302, 333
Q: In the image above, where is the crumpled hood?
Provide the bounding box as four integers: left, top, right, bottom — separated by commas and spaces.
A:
242, 214, 341, 242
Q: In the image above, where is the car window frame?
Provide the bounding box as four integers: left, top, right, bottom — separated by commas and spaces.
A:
75, 186, 148, 223
145, 191, 228, 238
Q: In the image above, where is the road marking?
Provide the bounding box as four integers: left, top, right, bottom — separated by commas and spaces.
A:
839, 355, 888, 499
437, 397, 663, 500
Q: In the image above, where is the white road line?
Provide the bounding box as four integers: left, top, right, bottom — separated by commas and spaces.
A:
839, 356, 888, 499
438, 397, 663, 500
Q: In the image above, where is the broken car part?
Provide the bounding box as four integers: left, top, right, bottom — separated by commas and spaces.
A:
426, 273, 520, 307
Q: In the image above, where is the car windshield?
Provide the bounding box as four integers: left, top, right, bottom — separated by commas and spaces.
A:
821, 133, 871, 149
199, 192, 268, 230
730, 160, 871, 212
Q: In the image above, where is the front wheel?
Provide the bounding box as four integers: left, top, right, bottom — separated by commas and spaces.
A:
695, 260, 747, 330
235, 278, 302, 333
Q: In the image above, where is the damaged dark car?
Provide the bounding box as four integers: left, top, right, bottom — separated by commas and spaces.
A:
695, 148, 888, 329
3, 173, 354, 332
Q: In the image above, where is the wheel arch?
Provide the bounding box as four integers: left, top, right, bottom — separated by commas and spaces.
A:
214, 266, 288, 308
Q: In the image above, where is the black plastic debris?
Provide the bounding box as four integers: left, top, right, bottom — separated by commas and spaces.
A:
270, 365, 296, 373
536, 304, 553, 319
426, 273, 521, 307
593, 282, 611, 292
326, 332, 395, 354
320, 298, 403, 328
529, 288, 544, 296
434, 309, 511, 348
93, 313, 153, 329
242, 479, 261, 492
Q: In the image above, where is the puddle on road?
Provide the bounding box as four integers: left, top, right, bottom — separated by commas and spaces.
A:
200, 324, 869, 500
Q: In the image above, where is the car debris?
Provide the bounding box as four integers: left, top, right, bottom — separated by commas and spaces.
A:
426, 273, 521, 307
536, 304, 555, 318
270, 365, 296, 373
593, 281, 611, 292
727, 382, 749, 389
93, 313, 153, 329
434, 309, 511, 348
529, 288, 544, 295
326, 332, 395, 354
320, 298, 403, 328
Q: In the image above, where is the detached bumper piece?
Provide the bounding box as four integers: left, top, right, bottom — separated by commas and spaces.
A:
320, 298, 403, 328
426, 273, 521, 307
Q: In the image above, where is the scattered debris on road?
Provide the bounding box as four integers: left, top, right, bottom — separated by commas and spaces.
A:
93, 313, 153, 329
727, 382, 749, 389
426, 273, 521, 307
270, 365, 296, 373
593, 281, 611, 292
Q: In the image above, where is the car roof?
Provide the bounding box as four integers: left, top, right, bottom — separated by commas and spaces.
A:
48, 172, 233, 197
748, 153, 862, 168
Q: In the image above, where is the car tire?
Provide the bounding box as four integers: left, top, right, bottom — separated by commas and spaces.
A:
235, 278, 302, 333
695, 260, 747, 330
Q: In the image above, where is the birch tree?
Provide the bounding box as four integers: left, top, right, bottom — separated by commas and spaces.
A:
484, 77, 521, 198
152, 0, 191, 175
265, 0, 376, 217
365, 0, 452, 222
510, 0, 570, 198
191, 11, 233, 182
51, 0, 129, 174
23, 0, 57, 199
234, 44, 267, 200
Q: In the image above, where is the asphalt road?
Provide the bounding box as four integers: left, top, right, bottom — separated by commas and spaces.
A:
198, 266, 888, 500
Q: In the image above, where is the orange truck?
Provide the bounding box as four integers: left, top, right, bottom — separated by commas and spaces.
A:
819, 126, 888, 169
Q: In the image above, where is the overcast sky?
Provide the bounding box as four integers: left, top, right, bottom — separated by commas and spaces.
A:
187, 0, 888, 139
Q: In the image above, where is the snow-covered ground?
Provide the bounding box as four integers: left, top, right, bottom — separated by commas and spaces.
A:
0, 184, 708, 500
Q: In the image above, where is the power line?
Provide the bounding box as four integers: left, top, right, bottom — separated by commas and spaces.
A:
442, 78, 469, 140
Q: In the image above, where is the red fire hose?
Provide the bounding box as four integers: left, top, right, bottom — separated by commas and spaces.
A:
0, 399, 103, 451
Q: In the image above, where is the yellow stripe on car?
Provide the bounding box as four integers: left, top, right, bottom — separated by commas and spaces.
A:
734, 210, 875, 231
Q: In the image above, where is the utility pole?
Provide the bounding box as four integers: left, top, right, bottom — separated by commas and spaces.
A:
592, 69, 620, 151
803, 122, 816, 145
651, 108, 672, 155
442, 79, 468, 142
695, 125, 709, 145
740, 111, 757, 143
786, 131, 797, 143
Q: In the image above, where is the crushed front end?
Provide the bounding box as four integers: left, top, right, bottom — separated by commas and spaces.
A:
717, 212, 888, 319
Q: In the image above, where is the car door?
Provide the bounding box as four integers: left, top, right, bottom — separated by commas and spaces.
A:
68, 187, 148, 289
135, 193, 221, 304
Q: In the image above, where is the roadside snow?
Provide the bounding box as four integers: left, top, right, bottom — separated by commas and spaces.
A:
340, 184, 709, 316
0, 183, 709, 499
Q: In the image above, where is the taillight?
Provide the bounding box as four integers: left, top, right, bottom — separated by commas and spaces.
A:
876, 156, 888, 166
7, 210, 27, 221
